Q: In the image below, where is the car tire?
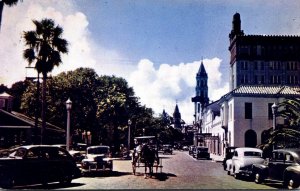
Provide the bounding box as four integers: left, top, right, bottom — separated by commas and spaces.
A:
1, 176, 15, 189
284, 175, 300, 189
59, 174, 72, 186
233, 167, 239, 179
223, 164, 227, 171
254, 172, 263, 184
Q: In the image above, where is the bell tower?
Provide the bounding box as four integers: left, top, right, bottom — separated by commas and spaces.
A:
191, 60, 209, 123
229, 12, 244, 40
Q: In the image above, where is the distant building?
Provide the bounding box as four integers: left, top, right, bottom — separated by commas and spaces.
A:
0, 92, 65, 148
172, 103, 185, 129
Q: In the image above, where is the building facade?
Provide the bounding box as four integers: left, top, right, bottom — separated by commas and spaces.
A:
194, 13, 300, 158
229, 13, 300, 90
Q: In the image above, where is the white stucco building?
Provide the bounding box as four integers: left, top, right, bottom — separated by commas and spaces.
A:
201, 85, 300, 158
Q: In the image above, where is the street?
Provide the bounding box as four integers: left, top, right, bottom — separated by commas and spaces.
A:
11, 150, 285, 189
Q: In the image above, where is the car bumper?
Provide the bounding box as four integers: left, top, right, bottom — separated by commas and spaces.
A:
81, 162, 112, 172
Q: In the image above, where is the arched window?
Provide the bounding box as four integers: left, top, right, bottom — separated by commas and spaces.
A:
245, 129, 257, 147
261, 130, 269, 144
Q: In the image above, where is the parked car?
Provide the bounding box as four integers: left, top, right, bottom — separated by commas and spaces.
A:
81, 145, 113, 175
162, 144, 173, 155
0, 145, 81, 189
193, 146, 210, 160
252, 148, 300, 189
227, 147, 264, 179
222, 146, 237, 170
182, 146, 189, 151
189, 145, 196, 155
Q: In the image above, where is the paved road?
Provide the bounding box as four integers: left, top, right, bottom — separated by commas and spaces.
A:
13, 150, 283, 189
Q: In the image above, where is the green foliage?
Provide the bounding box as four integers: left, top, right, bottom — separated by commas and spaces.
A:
278, 98, 300, 129
258, 98, 300, 157
20, 67, 184, 149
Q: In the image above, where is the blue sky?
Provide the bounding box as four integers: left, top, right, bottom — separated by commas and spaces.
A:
1, 0, 300, 123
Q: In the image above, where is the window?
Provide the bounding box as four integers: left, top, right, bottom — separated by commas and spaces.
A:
254, 75, 258, 84
260, 62, 264, 70
241, 61, 248, 70
244, 151, 262, 157
241, 75, 248, 84
261, 76, 265, 84
245, 102, 252, 119
254, 62, 258, 70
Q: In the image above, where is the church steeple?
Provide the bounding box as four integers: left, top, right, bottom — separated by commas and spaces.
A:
191, 60, 209, 122
173, 102, 183, 129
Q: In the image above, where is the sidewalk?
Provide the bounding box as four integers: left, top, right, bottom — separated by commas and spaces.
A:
210, 153, 224, 162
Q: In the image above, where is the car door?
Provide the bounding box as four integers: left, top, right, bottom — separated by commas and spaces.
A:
269, 151, 284, 180
21, 147, 45, 185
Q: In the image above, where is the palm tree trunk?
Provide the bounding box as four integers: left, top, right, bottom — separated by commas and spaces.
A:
0, 1, 4, 31
41, 73, 47, 144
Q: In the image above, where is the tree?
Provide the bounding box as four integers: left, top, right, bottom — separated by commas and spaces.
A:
23, 18, 68, 144
258, 98, 300, 157
8, 80, 30, 112
0, 84, 8, 93
0, 0, 22, 30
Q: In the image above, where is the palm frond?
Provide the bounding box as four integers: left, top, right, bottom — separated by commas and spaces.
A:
3, 0, 21, 6
23, 48, 35, 63
23, 31, 38, 47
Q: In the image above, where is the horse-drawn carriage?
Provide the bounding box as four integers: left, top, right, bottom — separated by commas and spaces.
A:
131, 136, 163, 177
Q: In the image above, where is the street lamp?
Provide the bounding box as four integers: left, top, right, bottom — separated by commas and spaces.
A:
272, 102, 278, 150
128, 119, 132, 152
272, 102, 278, 130
143, 128, 145, 136
66, 98, 72, 151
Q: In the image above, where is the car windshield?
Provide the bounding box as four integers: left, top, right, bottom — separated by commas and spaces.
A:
197, 147, 208, 152
244, 151, 262, 157
88, 147, 109, 154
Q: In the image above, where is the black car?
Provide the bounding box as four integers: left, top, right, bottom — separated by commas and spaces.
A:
162, 144, 173, 155
0, 145, 81, 188
252, 149, 300, 189
193, 146, 210, 160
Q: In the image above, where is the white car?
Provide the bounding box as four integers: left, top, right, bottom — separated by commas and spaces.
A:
81, 146, 113, 175
226, 147, 264, 179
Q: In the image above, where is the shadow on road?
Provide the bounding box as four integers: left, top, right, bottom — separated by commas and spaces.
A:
83, 170, 132, 178
235, 176, 285, 189
133, 172, 177, 181
12, 182, 85, 190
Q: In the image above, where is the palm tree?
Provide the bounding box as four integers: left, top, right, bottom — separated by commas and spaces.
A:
0, 0, 22, 30
258, 97, 300, 157
23, 18, 68, 144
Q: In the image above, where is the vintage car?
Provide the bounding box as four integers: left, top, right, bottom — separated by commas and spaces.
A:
222, 147, 237, 170
226, 147, 264, 179
81, 145, 113, 175
252, 149, 300, 189
193, 146, 210, 160
162, 144, 173, 155
0, 145, 81, 188
189, 145, 196, 155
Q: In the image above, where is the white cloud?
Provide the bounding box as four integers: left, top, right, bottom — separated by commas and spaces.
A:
0, 0, 126, 85
128, 58, 229, 124
0, 0, 229, 125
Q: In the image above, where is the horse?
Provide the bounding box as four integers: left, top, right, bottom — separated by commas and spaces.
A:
140, 144, 158, 178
